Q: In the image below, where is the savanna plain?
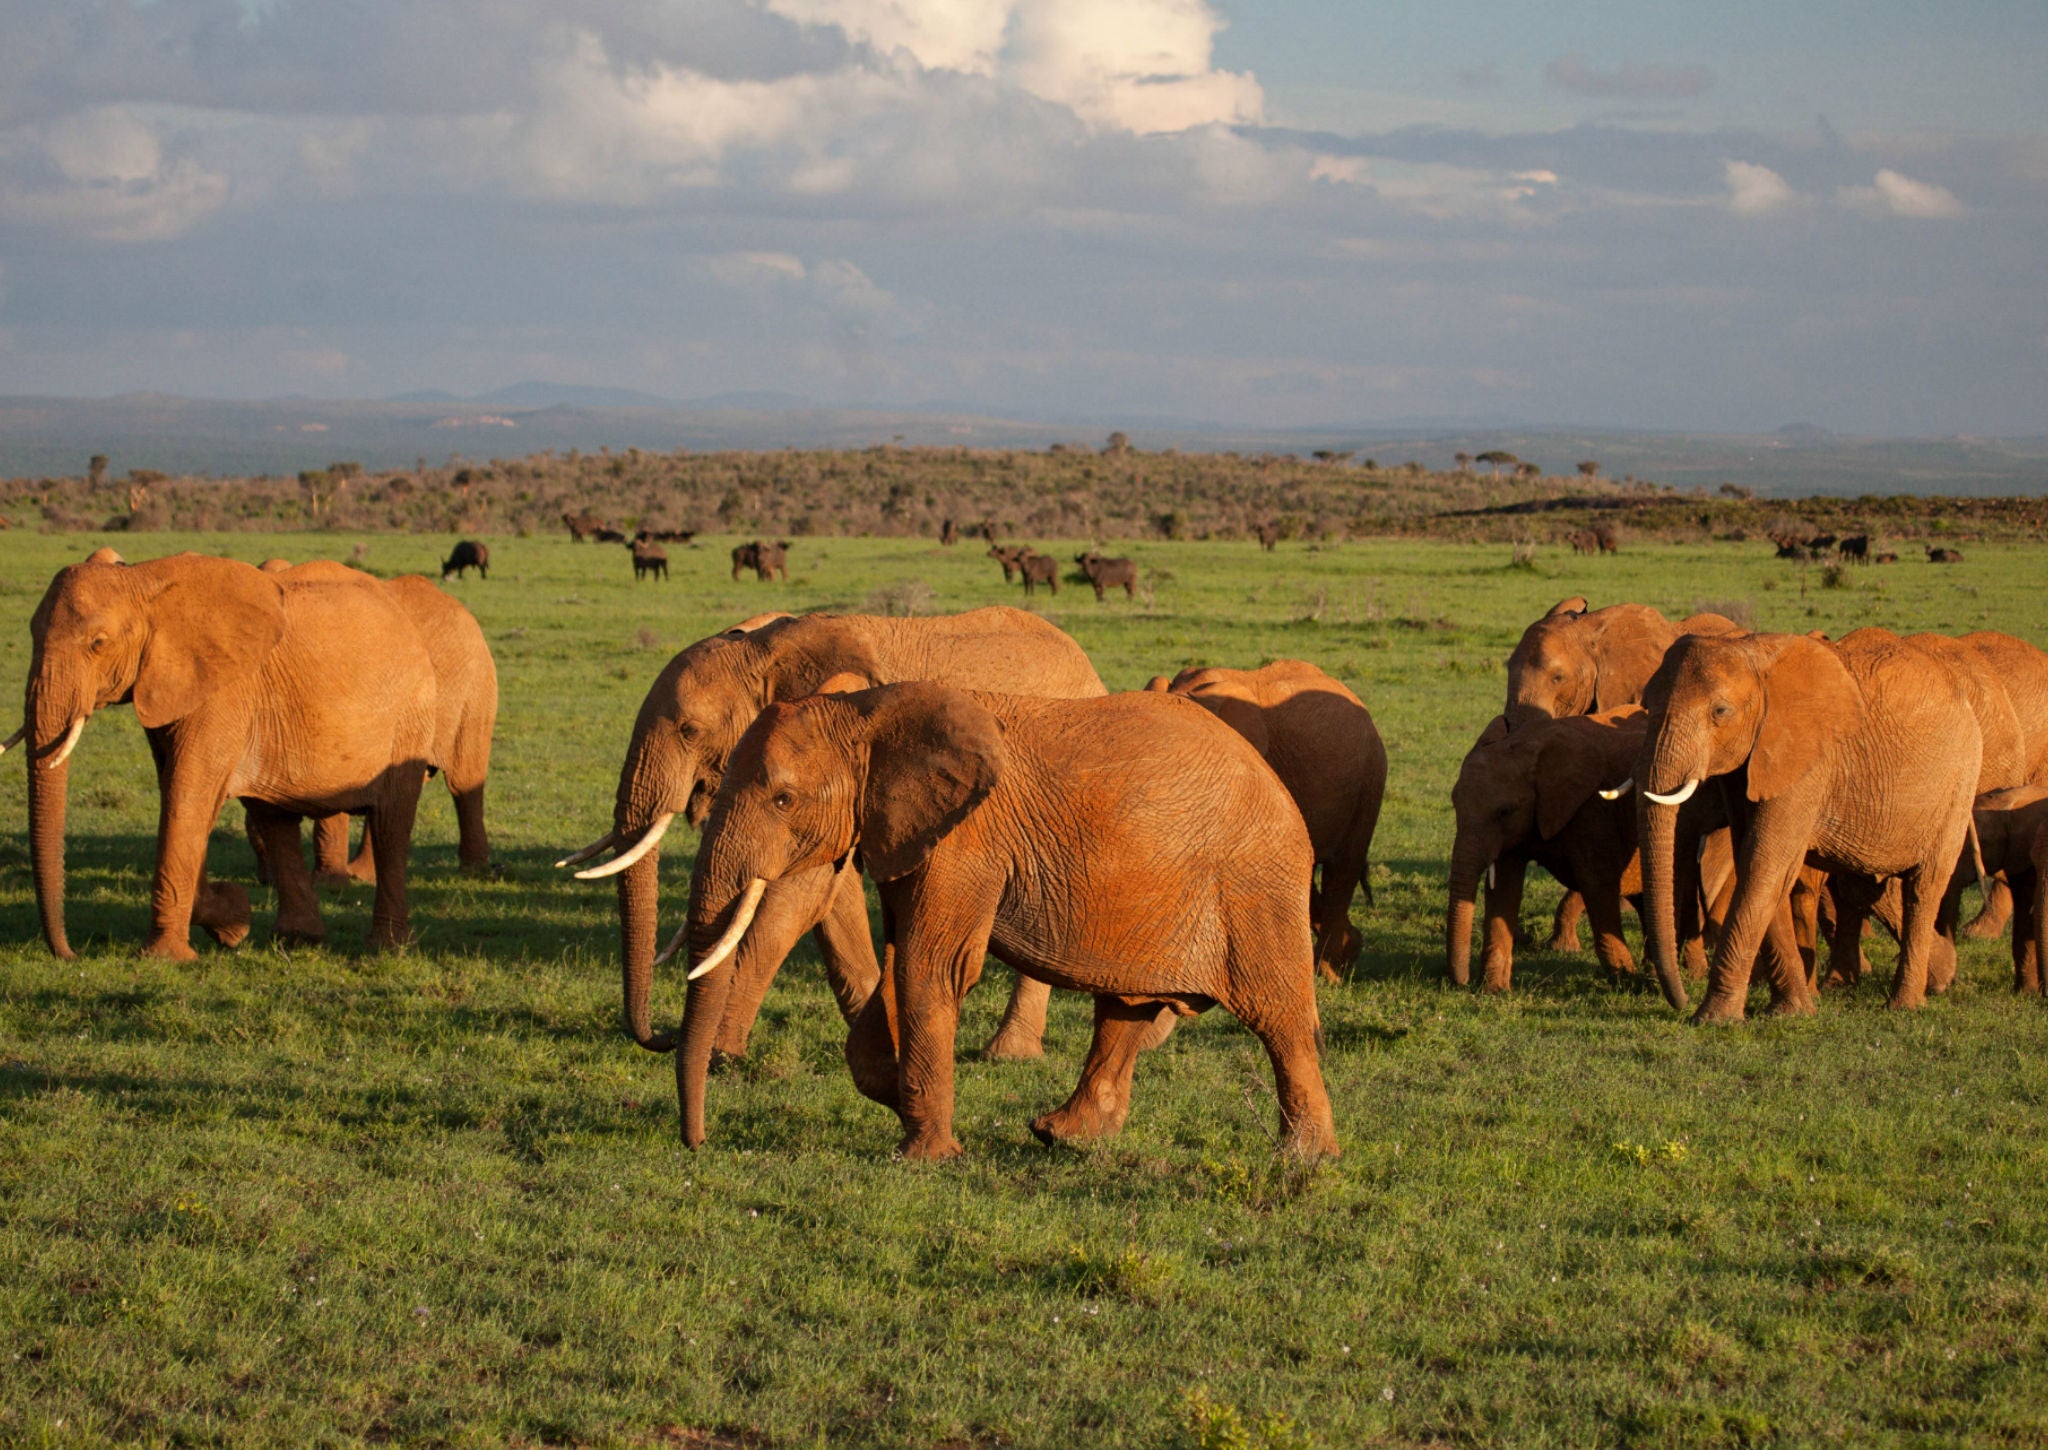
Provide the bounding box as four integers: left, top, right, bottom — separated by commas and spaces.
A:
3, 529, 2046, 1448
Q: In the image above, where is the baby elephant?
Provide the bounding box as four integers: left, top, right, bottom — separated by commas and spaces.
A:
1076, 551, 1137, 600
1946, 786, 2048, 994
441, 540, 489, 580
1447, 708, 1648, 990
679, 684, 1338, 1161
1145, 661, 1386, 980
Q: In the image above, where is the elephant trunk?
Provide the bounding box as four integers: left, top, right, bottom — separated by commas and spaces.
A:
26, 683, 80, 961
1638, 798, 1690, 1010
1445, 832, 1489, 985
617, 851, 676, 1052
673, 826, 774, 1146
674, 947, 739, 1148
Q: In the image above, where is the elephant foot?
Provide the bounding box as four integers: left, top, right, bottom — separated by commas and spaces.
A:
1886, 989, 1927, 1011
458, 856, 496, 878
979, 1027, 1045, 1062
194, 881, 252, 950
366, 924, 416, 953
1031, 1093, 1129, 1146
1282, 1121, 1341, 1162
897, 1131, 964, 1162
314, 870, 357, 891
1762, 994, 1818, 1018
1690, 995, 1749, 1025
1962, 909, 2009, 941
1480, 974, 1513, 995
1822, 969, 1858, 990
274, 924, 326, 949
1544, 927, 1583, 954
139, 936, 199, 963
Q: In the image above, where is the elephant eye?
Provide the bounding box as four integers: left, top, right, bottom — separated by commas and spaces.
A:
1711, 701, 1732, 721
677, 721, 698, 740
88, 635, 107, 655
772, 789, 795, 810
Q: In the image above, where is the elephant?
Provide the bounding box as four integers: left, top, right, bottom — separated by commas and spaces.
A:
1949, 787, 2048, 994
557, 608, 1114, 1140
1075, 552, 1137, 601
1501, 597, 1742, 951
731, 541, 790, 582
440, 541, 488, 581
1636, 629, 1982, 1020
1143, 660, 1386, 979
679, 683, 1338, 1160
307, 572, 498, 887
19, 551, 438, 959
1448, 709, 1646, 989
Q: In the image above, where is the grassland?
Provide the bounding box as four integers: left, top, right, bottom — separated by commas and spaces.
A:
2, 529, 2046, 1448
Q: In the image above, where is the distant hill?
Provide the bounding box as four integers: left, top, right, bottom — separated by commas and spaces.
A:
0, 392, 2044, 497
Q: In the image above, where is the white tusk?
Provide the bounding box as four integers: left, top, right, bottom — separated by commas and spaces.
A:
1597, 777, 1633, 801
687, 877, 769, 981
554, 829, 619, 869
45, 717, 85, 770
650, 920, 691, 970
0, 724, 23, 755
574, 813, 673, 879
1643, 778, 1700, 806
1486, 862, 1496, 891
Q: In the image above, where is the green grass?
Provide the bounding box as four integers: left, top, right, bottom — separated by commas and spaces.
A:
3, 530, 2047, 1447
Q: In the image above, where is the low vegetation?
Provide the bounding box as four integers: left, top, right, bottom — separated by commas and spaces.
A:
4, 441, 2045, 549
3, 530, 2047, 1446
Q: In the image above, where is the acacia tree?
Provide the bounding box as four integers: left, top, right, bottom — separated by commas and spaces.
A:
1578, 460, 1600, 480
1475, 449, 1518, 478
1453, 451, 1472, 474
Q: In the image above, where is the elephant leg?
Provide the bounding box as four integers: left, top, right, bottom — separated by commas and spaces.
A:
1890, 860, 1957, 1011
1789, 867, 1823, 989
711, 870, 838, 1060
814, 864, 883, 1025
1696, 847, 1804, 1023
1545, 890, 1585, 953
981, 974, 1051, 1061
346, 818, 378, 884
1583, 875, 1634, 977
844, 948, 901, 1110
1223, 977, 1339, 1160
890, 891, 997, 1161
1927, 868, 1964, 997
244, 811, 275, 888
2017, 869, 2044, 995
364, 770, 424, 951
247, 803, 325, 946
1480, 856, 1525, 992
312, 814, 360, 887
450, 782, 491, 874
142, 768, 235, 961
1964, 876, 2014, 940
1030, 996, 1161, 1145
1759, 894, 1818, 1016
1312, 856, 1365, 980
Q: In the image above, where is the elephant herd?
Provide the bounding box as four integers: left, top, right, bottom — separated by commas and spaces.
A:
15, 548, 2046, 1165
1453, 597, 2048, 1023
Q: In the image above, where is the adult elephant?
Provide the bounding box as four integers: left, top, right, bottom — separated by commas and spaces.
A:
1144, 660, 1386, 978
20, 551, 437, 959
558, 608, 1112, 1128
1635, 629, 1981, 1020
1502, 598, 1742, 949
310, 573, 498, 884
679, 684, 1337, 1159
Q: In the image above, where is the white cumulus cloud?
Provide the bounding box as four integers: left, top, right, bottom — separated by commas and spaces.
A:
0, 107, 229, 241
1839, 168, 1964, 219
1724, 159, 1796, 215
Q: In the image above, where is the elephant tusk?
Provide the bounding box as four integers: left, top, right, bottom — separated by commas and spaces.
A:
1598, 777, 1633, 801
1486, 862, 1496, 891
650, 919, 691, 970
687, 877, 769, 981
0, 724, 23, 755
554, 829, 619, 869
574, 813, 674, 879
1644, 778, 1700, 806
45, 717, 85, 770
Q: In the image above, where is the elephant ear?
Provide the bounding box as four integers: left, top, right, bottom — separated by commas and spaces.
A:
1474, 714, 1511, 749
1536, 723, 1626, 839
1545, 597, 1589, 619
1749, 635, 1862, 802
1591, 620, 1673, 712
1143, 675, 1171, 692
814, 671, 869, 696
856, 683, 1006, 882
762, 619, 883, 704
134, 558, 287, 728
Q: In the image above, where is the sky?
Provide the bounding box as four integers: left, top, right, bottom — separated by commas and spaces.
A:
0, 0, 2043, 434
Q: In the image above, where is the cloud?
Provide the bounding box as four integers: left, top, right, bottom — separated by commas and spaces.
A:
1003, 0, 1260, 134
1839, 168, 1964, 219
762, 0, 1011, 75
1546, 54, 1712, 100
1724, 159, 1796, 215
0, 107, 230, 241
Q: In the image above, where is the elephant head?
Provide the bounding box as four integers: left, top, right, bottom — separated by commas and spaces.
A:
1444, 711, 1638, 984
1504, 600, 1736, 729
557, 613, 886, 1056
674, 683, 1005, 1145
1634, 633, 1862, 1007
20, 552, 286, 959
